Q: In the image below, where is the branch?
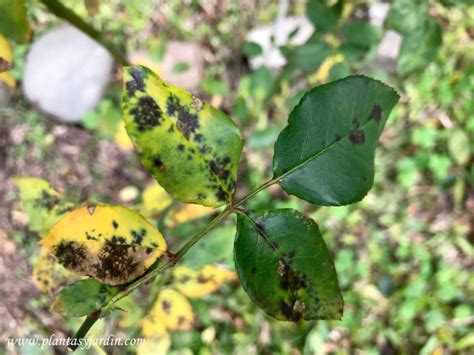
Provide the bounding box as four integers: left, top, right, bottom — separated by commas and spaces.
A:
39, 0, 129, 66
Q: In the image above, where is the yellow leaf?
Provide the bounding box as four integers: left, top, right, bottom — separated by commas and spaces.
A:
168, 203, 214, 228
40, 204, 167, 285
114, 122, 134, 151
14, 177, 62, 233
174, 265, 237, 298
142, 289, 194, 338
141, 182, 173, 216
0, 34, 16, 88
32, 247, 73, 293
313, 54, 344, 83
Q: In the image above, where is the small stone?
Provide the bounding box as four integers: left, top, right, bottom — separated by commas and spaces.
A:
22, 25, 114, 123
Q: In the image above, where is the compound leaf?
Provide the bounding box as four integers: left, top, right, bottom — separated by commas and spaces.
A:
41, 204, 167, 285
234, 209, 343, 321
273, 76, 399, 206
122, 65, 243, 207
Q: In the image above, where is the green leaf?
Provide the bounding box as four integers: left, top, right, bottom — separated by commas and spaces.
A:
0, 0, 31, 43
182, 225, 236, 269
448, 130, 470, 166
122, 65, 243, 207
51, 278, 120, 317
243, 41, 263, 58
305, 0, 341, 34
340, 21, 380, 61
385, 0, 429, 35
273, 76, 399, 206
286, 41, 331, 71
397, 18, 442, 75
234, 209, 343, 321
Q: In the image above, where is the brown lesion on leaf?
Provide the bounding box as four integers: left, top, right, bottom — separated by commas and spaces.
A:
125, 67, 146, 96
0, 57, 14, 73
368, 104, 382, 124
152, 156, 166, 171
349, 129, 365, 145
94, 241, 141, 284
130, 228, 146, 245
166, 94, 200, 140
54, 241, 88, 270
35, 190, 61, 211
87, 204, 96, 215
130, 96, 163, 131
162, 300, 171, 314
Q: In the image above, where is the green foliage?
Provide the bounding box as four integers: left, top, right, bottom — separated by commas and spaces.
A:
51, 278, 119, 317
273, 76, 399, 206
0, 0, 31, 43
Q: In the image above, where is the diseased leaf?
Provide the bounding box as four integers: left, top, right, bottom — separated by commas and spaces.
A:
142, 289, 194, 337
0, 34, 15, 88
234, 209, 343, 321
15, 177, 63, 233
121, 65, 243, 207
32, 247, 73, 293
273, 76, 399, 206
51, 278, 120, 317
173, 265, 236, 298
40, 204, 167, 285
0, 0, 31, 43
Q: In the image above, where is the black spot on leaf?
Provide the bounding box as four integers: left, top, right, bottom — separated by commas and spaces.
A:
162, 300, 171, 313
55, 241, 87, 269
130, 96, 162, 131
126, 68, 146, 96
369, 104, 382, 124
167, 94, 180, 116
177, 144, 185, 151
349, 130, 365, 145
152, 157, 165, 171
112, 220, 119, 229
335, 133, 341, 142
95, 240, 140, 282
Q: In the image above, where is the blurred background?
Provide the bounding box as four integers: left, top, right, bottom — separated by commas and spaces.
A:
0, 0, 473, 354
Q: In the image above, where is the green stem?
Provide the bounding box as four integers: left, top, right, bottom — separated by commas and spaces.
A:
68, 315, 98, 351
39, 0, 129, 66
233, 178, 277, 207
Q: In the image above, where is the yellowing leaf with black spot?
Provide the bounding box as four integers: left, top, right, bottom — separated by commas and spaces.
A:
142, 288, 194, 338
15, 177, 63, 233
121, 65, 243, 207
0, 34, 15, 88
32, 247, 73, 293
40, 204, 167, 285
173, 265, 237, 298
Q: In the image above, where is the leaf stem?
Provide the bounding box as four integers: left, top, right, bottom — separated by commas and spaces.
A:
39, 0, 129, 66
233, 178, 277, 207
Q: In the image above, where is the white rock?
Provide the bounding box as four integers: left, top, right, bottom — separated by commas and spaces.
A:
377, 30, 403, 59
246, 16, 314, 70
22, 25, 114, 123
369, 3, 390, 28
